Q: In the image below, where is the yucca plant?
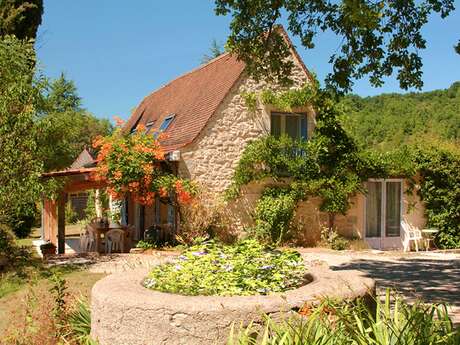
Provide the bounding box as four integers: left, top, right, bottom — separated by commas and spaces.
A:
227, 291, 459, 345
67, 298, 98, 345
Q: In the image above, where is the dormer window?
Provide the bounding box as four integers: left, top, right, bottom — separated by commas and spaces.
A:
159, 114, 175, 132
271, 112, 308, 140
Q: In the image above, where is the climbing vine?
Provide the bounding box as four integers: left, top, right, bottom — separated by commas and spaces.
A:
91, 123, 196, 206
232, 82, 460, 248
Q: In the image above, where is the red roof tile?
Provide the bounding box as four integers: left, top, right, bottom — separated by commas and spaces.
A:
124, 53, 245, 151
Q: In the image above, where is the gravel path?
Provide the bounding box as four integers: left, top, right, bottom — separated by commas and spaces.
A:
299, 248, 460, 324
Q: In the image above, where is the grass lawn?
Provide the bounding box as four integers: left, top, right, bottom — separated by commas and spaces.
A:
0, 231, 106, 338
0, 267, 106, 337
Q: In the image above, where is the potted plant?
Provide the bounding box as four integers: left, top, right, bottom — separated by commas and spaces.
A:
40, 241, 56, 257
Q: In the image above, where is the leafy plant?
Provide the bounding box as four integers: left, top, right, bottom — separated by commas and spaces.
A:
228, 291, 459, 344
144, 239, 306, 296
67, 298, 98, 345
91, 123, 196, 206
319, 227, 349, 251
251, 188, 299, 245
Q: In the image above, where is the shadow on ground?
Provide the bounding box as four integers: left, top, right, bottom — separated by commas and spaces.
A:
332, 257, 460, 307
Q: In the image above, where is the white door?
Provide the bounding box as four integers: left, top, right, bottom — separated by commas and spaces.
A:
365, 179, 403, 249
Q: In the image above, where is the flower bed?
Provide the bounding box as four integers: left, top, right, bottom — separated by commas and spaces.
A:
143, 240, 306, 296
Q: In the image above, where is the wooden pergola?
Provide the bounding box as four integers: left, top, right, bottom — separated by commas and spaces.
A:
41, 167, 105, 254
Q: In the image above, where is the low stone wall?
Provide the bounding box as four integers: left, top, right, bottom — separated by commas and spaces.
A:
91, 266, 374, 345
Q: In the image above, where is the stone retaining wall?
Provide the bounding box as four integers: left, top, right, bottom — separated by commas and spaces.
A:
91, 267, 375, 345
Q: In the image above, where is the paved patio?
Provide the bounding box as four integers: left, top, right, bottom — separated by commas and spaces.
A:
299, 248, 460, 324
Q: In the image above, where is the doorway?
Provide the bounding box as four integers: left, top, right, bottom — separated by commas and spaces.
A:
365, 179, 403, 249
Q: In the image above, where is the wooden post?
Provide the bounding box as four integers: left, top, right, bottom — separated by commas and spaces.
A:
57, 193, 67, 254
43, 198, 58, 245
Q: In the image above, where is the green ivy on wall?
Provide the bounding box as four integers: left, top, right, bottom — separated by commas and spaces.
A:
229, 81, 460, 248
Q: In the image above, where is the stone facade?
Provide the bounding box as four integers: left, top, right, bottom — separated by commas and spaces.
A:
176, 51, 427, 249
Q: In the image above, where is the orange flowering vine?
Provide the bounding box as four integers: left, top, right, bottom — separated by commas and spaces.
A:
91, 126, 196, 206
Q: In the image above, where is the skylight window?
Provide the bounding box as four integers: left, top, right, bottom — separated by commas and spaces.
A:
159, 115, 175, 132
145, 120, 155, 133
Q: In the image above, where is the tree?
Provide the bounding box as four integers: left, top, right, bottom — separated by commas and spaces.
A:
37, 74, 113, 171
0, 36, 43, 233
215, 0, 456, 92
201, 39, 225, 64
0, 0, 43, 39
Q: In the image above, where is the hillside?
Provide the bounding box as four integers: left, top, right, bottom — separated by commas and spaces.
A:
341, 82, 460, 150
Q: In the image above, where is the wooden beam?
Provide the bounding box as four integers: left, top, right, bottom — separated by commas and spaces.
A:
57, 193, 67, 254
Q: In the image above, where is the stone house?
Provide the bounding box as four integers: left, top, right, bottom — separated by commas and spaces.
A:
120, 31, 426, 250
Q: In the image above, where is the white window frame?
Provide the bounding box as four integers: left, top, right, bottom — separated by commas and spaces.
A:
270, 112, 308, 140
365, 178, 404, 239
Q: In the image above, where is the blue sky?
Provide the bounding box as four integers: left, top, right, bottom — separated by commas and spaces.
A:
36, 1, 460, 121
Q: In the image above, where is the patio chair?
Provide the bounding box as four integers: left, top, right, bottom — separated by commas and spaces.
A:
105, 229, 125, 254
85, 225, 97, 252
402, 222, 422, 252
79, 227, 89, 253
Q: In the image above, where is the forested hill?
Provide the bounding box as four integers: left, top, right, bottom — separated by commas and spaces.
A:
341, 82, 460, 150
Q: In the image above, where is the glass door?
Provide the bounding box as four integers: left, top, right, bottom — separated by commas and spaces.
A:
365, 180, 403, 249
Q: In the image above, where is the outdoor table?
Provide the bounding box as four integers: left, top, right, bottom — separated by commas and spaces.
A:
421, 228, 439, 251
92, 223, 128, 254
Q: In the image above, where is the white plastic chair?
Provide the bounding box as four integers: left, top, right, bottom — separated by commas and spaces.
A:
85, 225, 97, 252
79, 227, 89, 253
402, 222, 422, 252
105, 229, 125, 254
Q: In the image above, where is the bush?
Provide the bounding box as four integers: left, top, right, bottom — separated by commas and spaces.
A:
228, 291, 460, 344
319, 227, 349, 250
0, 224, 17, 261
144, 239, 306, 296
251, 188, 298, 245
8, 204, 37, 238
65, 202, 79, 224
178, 189, 237, 245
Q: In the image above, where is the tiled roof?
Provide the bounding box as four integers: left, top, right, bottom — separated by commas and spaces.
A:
124, 53, 246, 151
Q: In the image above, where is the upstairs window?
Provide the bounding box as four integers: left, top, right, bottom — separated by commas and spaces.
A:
271, 112, 308, 140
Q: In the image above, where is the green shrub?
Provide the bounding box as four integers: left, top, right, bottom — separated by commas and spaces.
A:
65, 202, 79, 224
251, 188, 298, 245
144, 239, 306, 296
0, 224, 17, 257
228, 291, 459, 344
8, 204, 37, 238
320, 227, 349, 250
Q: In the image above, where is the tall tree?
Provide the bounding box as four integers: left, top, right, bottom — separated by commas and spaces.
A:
37, 74, 113, 171
215, 0, 456, 92
201, 39, 225, 63
0, 36, 43, 230
0, 0, 43, 39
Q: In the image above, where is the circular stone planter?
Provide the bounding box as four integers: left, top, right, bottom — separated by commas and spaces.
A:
91, 266, 375, 345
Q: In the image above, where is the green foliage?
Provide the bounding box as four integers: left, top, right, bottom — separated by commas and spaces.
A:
320, 227, 349, 251
0, 223, 17, 261
342, 82, 460, 150
201, 38, 225, 64
144, 239, 306, 296
228, 85, 370, 234
37, 74, 113, 171
0, 36, 43, 229
215, 1, 456, 92
8, 203, 36, 238
251, 188, 299, 245
0, 0, 43, 39
65, 202, 78, 225
228, 291, 459, 345
67, 298, 98, 345
414, 145, 460, 248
